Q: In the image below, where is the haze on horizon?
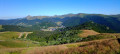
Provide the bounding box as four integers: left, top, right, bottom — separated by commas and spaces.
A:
0, 0, 120, 19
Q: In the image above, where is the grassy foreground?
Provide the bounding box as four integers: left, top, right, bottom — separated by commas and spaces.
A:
0, 31, 120, 54
0, 38, 120, 54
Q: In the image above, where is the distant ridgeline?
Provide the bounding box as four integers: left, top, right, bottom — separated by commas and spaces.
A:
0, 13, 120, 32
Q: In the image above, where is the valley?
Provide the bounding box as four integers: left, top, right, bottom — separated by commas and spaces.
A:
1, 0, 120, 54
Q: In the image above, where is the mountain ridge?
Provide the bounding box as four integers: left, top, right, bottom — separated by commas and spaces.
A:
0, 13, 120, 32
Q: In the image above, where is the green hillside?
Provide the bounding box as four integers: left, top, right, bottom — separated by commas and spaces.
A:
0, 32, 40, 48
0, 32, 19, 40
27, 21, 115, 46
62, 21, 115, 33
0, 25, 30, 32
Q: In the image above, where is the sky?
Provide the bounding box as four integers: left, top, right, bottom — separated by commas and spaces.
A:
0, 0, 120, 19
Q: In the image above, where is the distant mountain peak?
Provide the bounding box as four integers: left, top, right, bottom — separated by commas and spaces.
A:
25, 15, 50, 20
26, 15, 32, 18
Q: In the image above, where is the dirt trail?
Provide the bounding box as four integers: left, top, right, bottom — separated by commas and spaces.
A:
78, 30, 100, 37
24, 32, 32, 38
18, 32, 32, 38
18, 32, 24, 38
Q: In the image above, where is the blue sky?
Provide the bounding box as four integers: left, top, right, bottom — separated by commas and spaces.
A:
0, 0, 120, 19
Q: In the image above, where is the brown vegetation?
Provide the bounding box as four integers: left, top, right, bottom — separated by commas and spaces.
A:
0, 48, 26, 54
1, 31, 120, 54
61, 39, 120, 54
25, 45, 67, 54
78, 30, 100, 37
20, 39, 120, 54
0, 38, 119, 54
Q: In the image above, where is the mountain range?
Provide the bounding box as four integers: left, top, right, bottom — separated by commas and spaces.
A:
0, 13, 120, 32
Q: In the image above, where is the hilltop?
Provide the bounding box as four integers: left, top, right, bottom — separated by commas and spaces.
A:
61, 21, 115, 33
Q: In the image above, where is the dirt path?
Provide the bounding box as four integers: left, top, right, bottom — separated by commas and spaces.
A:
24, 32, 32, 38
18, 32, 32, 38
18, 32, 24, 38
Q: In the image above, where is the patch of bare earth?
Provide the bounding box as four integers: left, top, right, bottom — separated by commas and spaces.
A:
78, 30, 100, 37
18, 32, 24, 38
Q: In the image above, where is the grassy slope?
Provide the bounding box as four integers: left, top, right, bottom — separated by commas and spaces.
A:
3, 39, 119, 54
62, 39, 120, 54
63, 21, 115, 33
0, 32, 40, 49
0, 32, 120, 54
0, 31, 120, 54
0, 32, 19, 40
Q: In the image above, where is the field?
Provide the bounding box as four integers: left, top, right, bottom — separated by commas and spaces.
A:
0, 32, 20, 40
0, 30, 120, 54
0, 32, 40, 48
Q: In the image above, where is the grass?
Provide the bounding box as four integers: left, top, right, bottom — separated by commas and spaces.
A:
61, 39, 120, 54
0, 31, 120, 54
0, 40, 27, 48
66, 44, 79, 48
4, 39, 117, 54
0, 40, 41, 48
0, 32, 40, 49
0, 48, 26, 54
0, 39, 120, 54
0, 32, 20, 40
0, 25, 2, 30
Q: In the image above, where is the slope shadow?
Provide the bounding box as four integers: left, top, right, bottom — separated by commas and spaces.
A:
117, 38, 120, 43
